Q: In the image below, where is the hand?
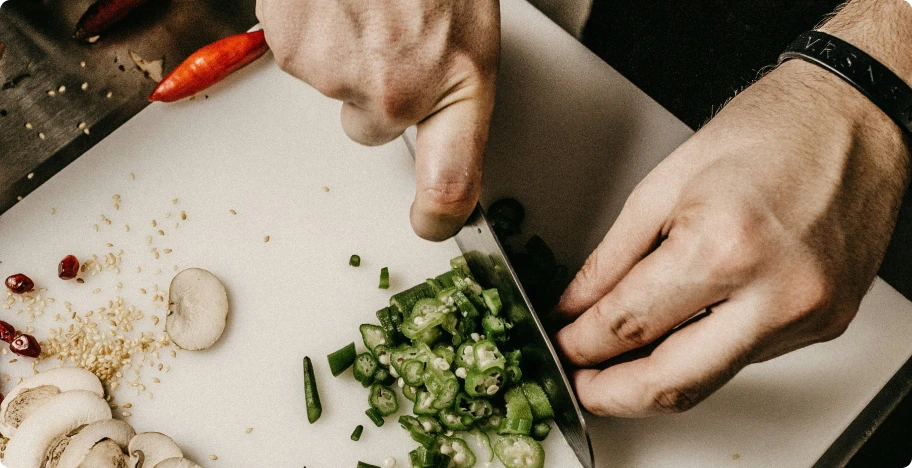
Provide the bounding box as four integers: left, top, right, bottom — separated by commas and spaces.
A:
256, 0, 500, 241
551, 56, 911, 417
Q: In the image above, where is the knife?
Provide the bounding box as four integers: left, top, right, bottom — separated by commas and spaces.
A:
401, 132, 595, 468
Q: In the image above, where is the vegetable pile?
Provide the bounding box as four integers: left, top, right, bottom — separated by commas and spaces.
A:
322, 256, 555, 468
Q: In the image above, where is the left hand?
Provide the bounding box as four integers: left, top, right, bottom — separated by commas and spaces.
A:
550, 59, 911, 417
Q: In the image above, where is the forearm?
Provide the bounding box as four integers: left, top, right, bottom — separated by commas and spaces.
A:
819, 0, 912, 82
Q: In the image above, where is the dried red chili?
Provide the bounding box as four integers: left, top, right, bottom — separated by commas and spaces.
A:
59, 255, 80, 280
0, 321, 16, 343
5, 274, 34, 294
74, 0, 152, 40
10, 334, 41, 358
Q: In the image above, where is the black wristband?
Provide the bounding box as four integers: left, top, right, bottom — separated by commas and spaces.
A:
778, 31, 912, 136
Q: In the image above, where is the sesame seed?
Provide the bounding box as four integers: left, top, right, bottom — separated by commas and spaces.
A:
93, 288, 101, 294
26, 172, 34, 179
25, 122, 32, 129
151, 220, 157, 227
229, 209, 237, 215
125, 225, 130, 232
157, 230, 164, 236
264, 236, 270, 243
163, 249, 172, 254
83, 128, 90, 135
78, 122, 86, 129
121, 411, 131, 417
172, 198, 178, 204
58, 85, 66, 93
322, 186, 330, 192
17, 196, 22, 201
93, 224, 99, 232
81, 82, 88, 91
209, 455, 218, 461
106, 91, 113, 98
38, 132, 46, 140
129, 172, 135, 180
122, 403, 132, 408
48, 90, 56, 96
80, 61, 86, 67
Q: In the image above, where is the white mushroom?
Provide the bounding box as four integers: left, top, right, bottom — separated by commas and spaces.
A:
54, 419, 136, 468
127, 433, 182, 468
153, 458, 201, 468
76, 439, 128, 468
166, 268, 229, 350
4, 390, 111, 468
0, 367, 104, 437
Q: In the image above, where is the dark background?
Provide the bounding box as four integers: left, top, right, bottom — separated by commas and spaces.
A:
581, 1, 912, 466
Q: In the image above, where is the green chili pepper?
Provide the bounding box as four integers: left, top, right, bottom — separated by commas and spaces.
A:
326, 342, 357, 377
302, 357, 322, 424
390, 282, 434, 317
376, 307, 404, 346
494, 434, 545, 468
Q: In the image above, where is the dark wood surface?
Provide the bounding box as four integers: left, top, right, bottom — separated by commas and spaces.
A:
581, 1, 911, 466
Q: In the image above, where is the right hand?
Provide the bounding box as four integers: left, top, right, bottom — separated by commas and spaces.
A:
257, 0, 501, 241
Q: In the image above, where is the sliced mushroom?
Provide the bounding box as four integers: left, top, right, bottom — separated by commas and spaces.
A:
53, 419, 135, 468
166, 268, 229, 351
0, 367, 104, 437
4, 390, 111, 468
127, 433, 182, 468
153, 458, 201, 468
77, 439, 127, 468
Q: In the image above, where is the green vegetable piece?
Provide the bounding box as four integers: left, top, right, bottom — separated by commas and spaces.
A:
506, 349, 522, 366
500, 387, 533, 435
433, 346, 455, 366
376, 307, 404, 346
373, 367, 395, 386
481, 314, 509, 343
453, 291, 480, 319
373, 344, 392, 367
414, 390, 439, 415
455, 393, 494, 422
425, 278, 444, 294
494, 435, 544, 468
481, 288, 503, 316
351, 425, 364, 441
521, 381, 555, 421
402, 384, 419, 402
390, 282, 434, 316
473, 340, 506, 371
360, 324, 389, 352
365, 407, 385, 427
455, 343, 476, 369
401, 359, 426, 387
505, 364, 523, 386
326, 342, 357, 377
499, 417, 533, 435
477, 407, 504, 432
435, 270, 460, 289
436, 436, 477, 468
390, 346, 421, 375
379, 267, 390, 289
356, 462, 380, 468
439, 407, 473, 431
353, 352, 379, 387
431, 378, 460, 410
531, 421, 551, 441
465, 368, 504, 398
409, 446, 449, 468
450, 256, 473, 277
399, 415, 440, 447
369, 383, 399, 416
349, 255, 361, 267
470, 428, 495, 462
302, 357, 322, 424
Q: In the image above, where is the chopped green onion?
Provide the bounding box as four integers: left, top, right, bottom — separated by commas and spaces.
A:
365, 407, 385, 427
326, 342, 357, 377
351, 424, 364, 441
379, 267, 390, 289
350, 254, 361, 267
302, 357, 322, 424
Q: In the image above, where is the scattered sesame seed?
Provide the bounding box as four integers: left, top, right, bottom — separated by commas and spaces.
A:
26, 173, 34, 179
321, 186, 330, 192
16, 196, 22, 201
78, 122, 86, 130
229, 209, 237, 215
245, 427, 253, 434
163, 249, 172, 254
106, 91, 113, 98
157, 230, 164, 236
81, 82, 88, 91
172, 198, 178, 204
125, 225, 130, 232
76, 278, 84, 284
58, 85, 66, 93
24, 122, 32, 129
151, 220, 157, 227
83, 128, 90, 135
264, 236, 270, 243
180, 211, 186, 220
38, 132, 46, 140
92, 288, 101, 294
121, 411, 131, 417
47, 90, 56, 96
129, 172, 135, 180
80, 61, 86, 67
50, 208, 56, 215
122, 403, 132, 408
209, 455, 218, 461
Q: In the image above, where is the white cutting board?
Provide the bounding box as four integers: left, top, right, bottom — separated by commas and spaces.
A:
2, 1, 912, 467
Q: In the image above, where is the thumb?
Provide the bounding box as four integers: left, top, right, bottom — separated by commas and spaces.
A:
411, 85, 495, 241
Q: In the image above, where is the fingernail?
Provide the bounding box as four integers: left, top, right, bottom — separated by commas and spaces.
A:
409, 202, 465, 242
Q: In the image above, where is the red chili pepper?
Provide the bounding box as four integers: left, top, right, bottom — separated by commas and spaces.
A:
74, 0, 152, 40
149, 30, 269, 103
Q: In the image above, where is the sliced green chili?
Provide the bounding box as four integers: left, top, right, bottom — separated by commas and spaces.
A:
351, 424, 364, 441
465, 368, 504, 398
439, 407, 473, 431
349, 254, 361, 267
436, 436, 476, 468
360, 324, 389, 351
473, 340, 506, 371
379, 267, 390, 289
482, 288, 503, 316
531, 421, 551, 441
327, 342, 357, 377
365, 407, 385, 427
390, 282, 434, 317
494, 434, 544, 468
401, 359, 426, 387
302, 357, 322, 424
373, 367, 395, 386
500, 387, 533, 435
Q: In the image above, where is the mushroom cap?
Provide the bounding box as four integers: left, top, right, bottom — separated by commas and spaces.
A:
54, 419, 136, 468
0, 367, 103, 437
77, 439, 128, 468
127, 432, 183, 468
166, 268, 229, 351
4, 390, 111, 468
153, 458, 201, 468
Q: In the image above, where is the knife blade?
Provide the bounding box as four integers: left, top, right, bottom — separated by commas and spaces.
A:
454, 206, 594, 468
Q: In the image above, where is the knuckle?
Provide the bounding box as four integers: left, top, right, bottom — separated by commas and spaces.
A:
698, 211, 765, 280
594, 302, 652, 349
421, 178, 478, 217
650, 384, 701, 414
